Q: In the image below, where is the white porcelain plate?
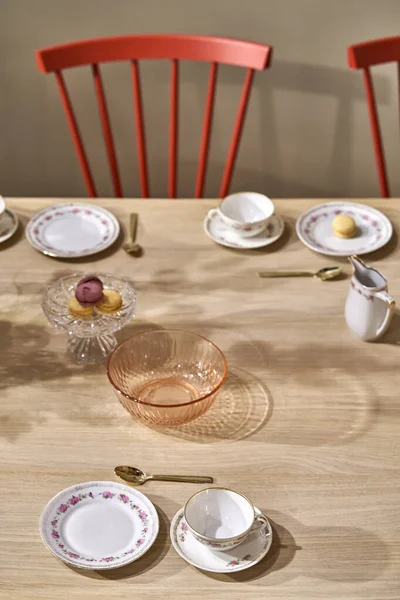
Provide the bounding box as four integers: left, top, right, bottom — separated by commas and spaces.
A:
170, 506, 272, 573
40, 481, 159, 570
204, 211, 284, 249
26, 203, 120, 258
296, 202, 392, 256
0, 209, 18, 243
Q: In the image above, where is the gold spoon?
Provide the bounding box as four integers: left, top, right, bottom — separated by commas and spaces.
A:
123, 213, 143, 257
115, 465, 214, 486
258, 266, 342, 281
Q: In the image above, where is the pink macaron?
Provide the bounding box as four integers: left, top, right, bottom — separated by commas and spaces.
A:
75, 275, 104, 307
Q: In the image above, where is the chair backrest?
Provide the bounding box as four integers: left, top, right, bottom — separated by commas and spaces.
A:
36, 34, 272, 198
348, 36, 400, 198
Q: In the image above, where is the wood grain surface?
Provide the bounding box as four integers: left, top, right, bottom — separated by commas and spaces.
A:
0, 198, 399, 600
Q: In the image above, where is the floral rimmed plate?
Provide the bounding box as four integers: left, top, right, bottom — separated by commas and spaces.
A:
170, 506, 272, 573
40, 481, 159, 569
26, 203, 120, 258
296, 202, 392, 256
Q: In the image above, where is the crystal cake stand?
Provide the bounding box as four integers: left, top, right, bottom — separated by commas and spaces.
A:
42, 273, 136, 365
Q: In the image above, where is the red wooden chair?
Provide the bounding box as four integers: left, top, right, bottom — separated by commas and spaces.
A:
36, 35, 272, 198
348, 36, 400, 198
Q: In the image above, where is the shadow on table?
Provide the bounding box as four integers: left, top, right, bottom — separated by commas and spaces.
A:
222, 337, 379, 446
141, 321, 379, 447
363, 223, 399, 263
199, 509, 388, 585
63, 501, 179, 581
0, 312, 169, 442
115, 319, 164, 343
0, 214, 25, 250
379, 310, 400, 346
0, 318, 87, 441
147, 367, 272, 444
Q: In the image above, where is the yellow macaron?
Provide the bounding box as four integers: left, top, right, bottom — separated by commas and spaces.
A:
68, 296, 94, 318
332, 214, 356, 238
96, 289, 123, 314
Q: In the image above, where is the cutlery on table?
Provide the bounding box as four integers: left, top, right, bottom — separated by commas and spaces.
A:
123, 213, 143, 257
258, 266, 342, 281
115, 465, 214, 486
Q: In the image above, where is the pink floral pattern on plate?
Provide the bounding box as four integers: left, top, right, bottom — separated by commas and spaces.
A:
179, 521, 189, 542
26, 203, 119, 257
227, 554, 252, 567
297, 202, 392, 256
40, 482, 158, 569
49, 491, 150, 564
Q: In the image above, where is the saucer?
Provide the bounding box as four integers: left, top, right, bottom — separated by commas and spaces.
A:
0, 209, 18, 243
170, 506, 272, 573
26, 203, 120, 258
40, 481, 159, 569
296, 202, 392, 256
204, 211, 284, 249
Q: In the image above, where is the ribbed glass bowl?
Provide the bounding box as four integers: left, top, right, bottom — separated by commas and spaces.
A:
107, 330, 228, 426
42, 273, 136, 365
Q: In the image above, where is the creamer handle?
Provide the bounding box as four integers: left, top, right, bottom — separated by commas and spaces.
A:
375, 291, 396, 339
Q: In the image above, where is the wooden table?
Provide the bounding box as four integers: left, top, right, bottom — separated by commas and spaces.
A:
1, 198, 399, 600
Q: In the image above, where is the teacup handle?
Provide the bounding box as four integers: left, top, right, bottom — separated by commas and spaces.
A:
251, 513, 271, 536
208, 208, 219, 219
375, 290, 396, 339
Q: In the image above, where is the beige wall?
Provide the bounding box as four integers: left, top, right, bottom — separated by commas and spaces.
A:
1, 0, 400, 198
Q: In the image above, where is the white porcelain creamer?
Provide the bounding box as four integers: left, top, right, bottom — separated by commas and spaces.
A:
345, 255, 395, 341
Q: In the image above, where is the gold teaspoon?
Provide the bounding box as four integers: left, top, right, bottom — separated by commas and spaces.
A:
115, 465, 214, 486
258, 266, 342, 281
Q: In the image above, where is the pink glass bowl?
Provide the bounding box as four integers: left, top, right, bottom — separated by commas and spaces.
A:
107, 330, 228, 426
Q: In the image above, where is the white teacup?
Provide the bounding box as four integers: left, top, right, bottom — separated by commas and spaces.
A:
184, 488, 268, 551
208, 192, 274, 238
